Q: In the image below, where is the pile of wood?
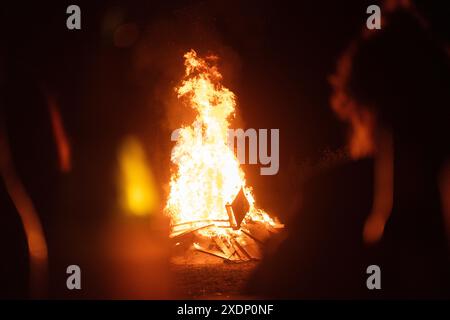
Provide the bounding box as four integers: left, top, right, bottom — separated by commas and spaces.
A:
170, 188, 284, 263
171, 219, 283, 262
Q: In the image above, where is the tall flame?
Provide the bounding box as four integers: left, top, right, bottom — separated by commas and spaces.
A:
165, 50, 275, 236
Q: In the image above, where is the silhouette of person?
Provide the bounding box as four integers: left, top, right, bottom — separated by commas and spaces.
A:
246, 8, 450, 299
351, 10, 450, 299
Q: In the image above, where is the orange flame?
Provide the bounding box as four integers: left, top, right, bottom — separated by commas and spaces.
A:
164, 50, 276, 237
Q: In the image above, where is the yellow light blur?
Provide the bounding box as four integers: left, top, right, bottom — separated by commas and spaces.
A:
118, 136, 158, 216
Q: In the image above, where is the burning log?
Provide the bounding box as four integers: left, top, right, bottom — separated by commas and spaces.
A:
170, 223, 215, 239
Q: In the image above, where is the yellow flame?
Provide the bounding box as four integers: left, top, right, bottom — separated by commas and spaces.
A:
165, 50, 276, 236
118, 136, 158, 216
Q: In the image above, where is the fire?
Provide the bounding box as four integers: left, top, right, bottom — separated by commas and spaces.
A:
165, 49, 277, 239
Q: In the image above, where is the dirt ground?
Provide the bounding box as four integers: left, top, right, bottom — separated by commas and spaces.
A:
170, 261, 259, 299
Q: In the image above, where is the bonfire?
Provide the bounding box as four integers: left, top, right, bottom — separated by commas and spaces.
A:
165, 50, 283, 262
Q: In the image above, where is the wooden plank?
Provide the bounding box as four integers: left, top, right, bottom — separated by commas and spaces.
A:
193, 243, 230, 260
225, 204, 238, 229
169, 223, 214, 239
231, 238, 251, 261
172, 219, 229, 228
236, 234, 262, 260
240, 228, 264, 244
214, 236, 233, 258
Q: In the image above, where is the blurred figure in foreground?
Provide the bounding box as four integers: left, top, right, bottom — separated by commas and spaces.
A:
247, 3, 450, 299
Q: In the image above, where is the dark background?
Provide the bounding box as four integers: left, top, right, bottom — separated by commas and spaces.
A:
1, 0, 448, 298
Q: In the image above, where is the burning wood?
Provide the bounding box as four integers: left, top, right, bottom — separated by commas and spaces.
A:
165, 50, 283, 262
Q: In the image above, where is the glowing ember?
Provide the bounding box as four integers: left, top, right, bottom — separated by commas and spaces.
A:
165, 49, 278, 240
